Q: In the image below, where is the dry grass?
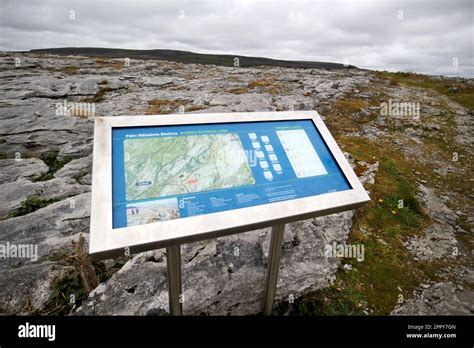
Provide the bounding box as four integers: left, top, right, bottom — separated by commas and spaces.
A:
334, 98, 367, 114
226, 78, 290, 95
169, 62, 185, 69
144, 98, 206, 114
323, 91, 385, 138
227, 76, 242, 82
95, 58, 124, 69
145, 98, 180, 114
40, 235, 100, 315
81, 86, 114, 103
183, 74, 198, 80
247, 79, 275, 88
248, 78, 290, 95
60, 66, 79, 75
227, 87, 249, 94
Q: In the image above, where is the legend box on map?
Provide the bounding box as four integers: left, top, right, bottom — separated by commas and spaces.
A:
277, 129, 327, 178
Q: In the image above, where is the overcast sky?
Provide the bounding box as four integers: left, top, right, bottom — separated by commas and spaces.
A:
1, 0, 472, 77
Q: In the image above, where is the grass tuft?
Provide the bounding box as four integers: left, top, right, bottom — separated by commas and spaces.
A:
33, 152, 72, 182
81, 86, 114, 103
60, 66, 79, 75
144, 98, 180, 114
8, 195, 59, 218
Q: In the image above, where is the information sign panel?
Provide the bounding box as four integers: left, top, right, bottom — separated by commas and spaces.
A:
90, 111, 369, 259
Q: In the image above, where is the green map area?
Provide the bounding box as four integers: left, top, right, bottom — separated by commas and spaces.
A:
124, 133, 255, 201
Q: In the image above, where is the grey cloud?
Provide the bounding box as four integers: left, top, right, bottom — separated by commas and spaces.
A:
0, 0, 472, 77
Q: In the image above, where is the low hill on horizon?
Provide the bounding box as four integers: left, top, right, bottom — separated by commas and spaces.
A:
27, 47, 357, 70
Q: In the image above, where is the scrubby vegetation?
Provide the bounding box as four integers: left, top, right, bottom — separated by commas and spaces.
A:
33, 151, 71, 182
95, 58, 125, 69
145, 98, 181, 114
375, 71, 474, 113
227, 78, 290, 95
40, 235, 127, 315
276, 137, 431, 315
8, 195, 59, 218
81, 85, 114, 103
60, 66, 79, 75
276, 71, 473, 315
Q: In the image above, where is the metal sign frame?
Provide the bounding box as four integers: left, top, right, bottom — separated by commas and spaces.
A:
90, 110, 370, 260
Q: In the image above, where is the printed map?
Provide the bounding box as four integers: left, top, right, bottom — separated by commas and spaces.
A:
124, 133, 255, 201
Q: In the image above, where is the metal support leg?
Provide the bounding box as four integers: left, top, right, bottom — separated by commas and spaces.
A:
263, 224, 285, 315
166, 245, 182, 315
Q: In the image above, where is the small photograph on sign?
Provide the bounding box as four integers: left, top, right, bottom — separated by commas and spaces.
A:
126, 198, 180, 227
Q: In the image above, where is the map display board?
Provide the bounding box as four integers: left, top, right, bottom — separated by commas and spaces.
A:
89, 111, 370, 260
111, 120, 351, 229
